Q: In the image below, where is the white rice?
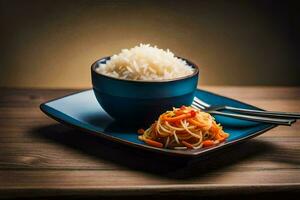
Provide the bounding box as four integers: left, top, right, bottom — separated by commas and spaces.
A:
95, 44, 194, 81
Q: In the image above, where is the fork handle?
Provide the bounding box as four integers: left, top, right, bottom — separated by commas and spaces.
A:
224, 106, 300, 119
209, 110, 296, 126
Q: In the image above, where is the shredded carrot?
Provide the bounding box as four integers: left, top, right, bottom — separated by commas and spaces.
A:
174, 110, 185, 115
187, 118, 206, 127
217, 137, 226, 143
143, 138, 163, 148
203, 140, 215, 147
182, 141, 194, 149
137, 129, 145, 134
222, 132, 230, 138
216, 132, 228, 142
215, 132, 223, 140
172, 106, 186, 115
163, 113, 192, 122
210, 122, 220, 132
174, 120, 181, 126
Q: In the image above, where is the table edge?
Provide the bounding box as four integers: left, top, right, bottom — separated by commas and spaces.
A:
1, 184, 300, 198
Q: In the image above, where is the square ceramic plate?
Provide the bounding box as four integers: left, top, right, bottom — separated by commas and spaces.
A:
40, 89, 276, 157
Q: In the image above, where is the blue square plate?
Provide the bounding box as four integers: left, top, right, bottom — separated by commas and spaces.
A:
40, 89, 276, 157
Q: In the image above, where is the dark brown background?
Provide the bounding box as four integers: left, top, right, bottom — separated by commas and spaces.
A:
0, 0, 299, 88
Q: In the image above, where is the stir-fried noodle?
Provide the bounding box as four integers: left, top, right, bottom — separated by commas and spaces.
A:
138, 106, 229, 149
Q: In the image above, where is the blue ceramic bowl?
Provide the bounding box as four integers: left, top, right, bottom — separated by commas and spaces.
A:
91, 56, 199, 122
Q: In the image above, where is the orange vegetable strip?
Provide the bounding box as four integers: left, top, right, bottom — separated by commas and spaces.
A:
174, 121, 181, 127
187, 119, 206, 127
222, 132, 230, 138
202, 140, 215, 147
214, 132, 224, 140
210, 122, 220, 132
174, 110, 185, 116
182, 141, 194, 149
217, 131, 229, 140
163, 113, 192, 122
137, 129, 145, 134
143, 138, 163, 148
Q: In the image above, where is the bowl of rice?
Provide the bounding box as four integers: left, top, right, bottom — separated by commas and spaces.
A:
91, 44, 199, 122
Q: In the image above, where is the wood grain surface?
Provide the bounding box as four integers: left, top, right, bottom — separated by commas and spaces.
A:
0, 87, 299, 199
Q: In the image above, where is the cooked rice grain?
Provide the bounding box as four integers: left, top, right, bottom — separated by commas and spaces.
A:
96, 44, 194, 81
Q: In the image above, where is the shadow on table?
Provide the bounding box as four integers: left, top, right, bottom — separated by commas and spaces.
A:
32, 124, 278, 179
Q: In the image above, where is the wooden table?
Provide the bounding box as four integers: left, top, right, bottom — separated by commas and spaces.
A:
0, 87, 299, 199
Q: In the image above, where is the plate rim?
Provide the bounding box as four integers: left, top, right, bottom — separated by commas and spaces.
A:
40, 88, 277, 157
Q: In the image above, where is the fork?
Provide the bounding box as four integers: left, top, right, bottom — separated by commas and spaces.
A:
194, 97, 300, 119
192, 97, 296, 126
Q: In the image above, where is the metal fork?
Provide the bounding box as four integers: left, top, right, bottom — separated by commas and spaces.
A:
192, 97, 296, 126
194, 97, 300, 119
